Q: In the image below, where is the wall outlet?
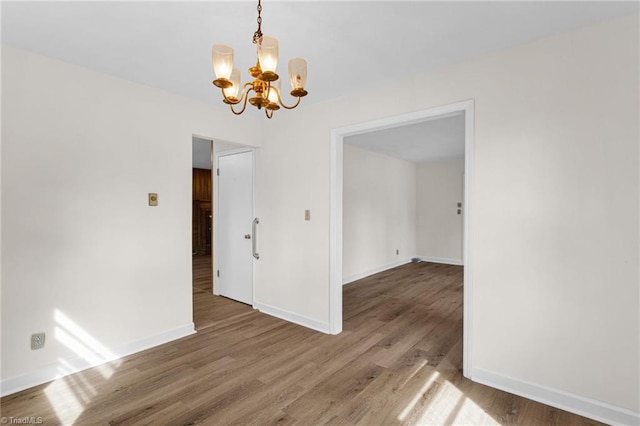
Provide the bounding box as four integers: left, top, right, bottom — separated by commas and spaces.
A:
31, 332, 45, 350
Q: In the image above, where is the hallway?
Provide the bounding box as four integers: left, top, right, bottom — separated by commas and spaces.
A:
192, 254, 253, 331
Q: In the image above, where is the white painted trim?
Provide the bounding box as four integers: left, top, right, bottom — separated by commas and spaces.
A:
214, 139, 218, 294
254, 301, 332, 334
462, 100, 475, 379
213, 147, 220, 296
329, 130, 343, 334
343, 258, 414, 285
0, 323, 195, 397
472, 367, 640, 426
334, 108, 466, 137
330, 100, 475, 376
418, 256, 463, 266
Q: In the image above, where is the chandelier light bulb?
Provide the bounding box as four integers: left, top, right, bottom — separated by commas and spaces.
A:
224, 69, 241, 100
288, 58, 307, 94
257, 36, 279, 76
267, 82, 280, 104
212, 44, 234, 80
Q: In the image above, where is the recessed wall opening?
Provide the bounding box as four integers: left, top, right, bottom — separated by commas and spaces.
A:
330, 100, 474, 377
191, 136, 256, 331
343, 111, 465, 280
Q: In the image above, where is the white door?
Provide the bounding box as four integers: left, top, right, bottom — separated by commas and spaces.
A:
215, 150, 254, 305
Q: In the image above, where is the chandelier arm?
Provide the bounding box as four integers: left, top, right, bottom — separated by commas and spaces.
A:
265, 108, 274, 119
220, 82, 254, 105
220, 93, 240, 105
229, 91, 251, 115
276, 93, 302, 110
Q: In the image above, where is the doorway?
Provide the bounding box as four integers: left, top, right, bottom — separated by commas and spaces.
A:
191, 137, 256, 330
192, 137, 214, 301
329, 100, 475, 377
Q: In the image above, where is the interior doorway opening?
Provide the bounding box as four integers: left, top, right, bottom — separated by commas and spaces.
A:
191, 136, 255, 331
192, 139, 213, 257
191, 136, 215, 331
342, 112, 465, 283
330, 100, 474, 377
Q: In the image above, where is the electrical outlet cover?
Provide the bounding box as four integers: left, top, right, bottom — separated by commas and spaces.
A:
31, 332, 45, 350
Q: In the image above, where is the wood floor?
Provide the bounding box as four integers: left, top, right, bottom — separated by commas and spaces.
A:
1, 260, 603, 425
192, 255, 254, 331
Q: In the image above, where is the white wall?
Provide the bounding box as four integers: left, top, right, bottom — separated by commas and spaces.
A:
255, 15, 639, 421
2, 13, 638, 423
416, 159, 464, 264
253, 113, 331, 329
0, 46, 261, 393
342, 144, 416, 283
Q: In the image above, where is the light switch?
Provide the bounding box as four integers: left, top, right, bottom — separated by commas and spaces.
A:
305, 209, 311, 221
149, 193, 158, 206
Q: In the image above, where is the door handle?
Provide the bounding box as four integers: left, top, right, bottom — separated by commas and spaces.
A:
252, 218, 260, 260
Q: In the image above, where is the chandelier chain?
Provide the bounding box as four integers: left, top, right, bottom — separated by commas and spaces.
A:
253, 0, 263, 44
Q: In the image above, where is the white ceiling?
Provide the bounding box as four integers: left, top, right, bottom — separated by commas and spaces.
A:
7, 1, 634, 164
345, 113, 465, 164
2, 1, 637, 109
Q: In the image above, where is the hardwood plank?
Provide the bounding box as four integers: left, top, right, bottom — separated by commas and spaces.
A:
192, 254, 255, 331
0, 262, 606, 425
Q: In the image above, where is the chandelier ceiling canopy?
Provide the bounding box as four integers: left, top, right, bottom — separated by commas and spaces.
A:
211, 0, 308, 119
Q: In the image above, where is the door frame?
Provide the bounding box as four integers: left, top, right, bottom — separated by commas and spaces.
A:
329, 100, 475, 378
213, 147, 257, 306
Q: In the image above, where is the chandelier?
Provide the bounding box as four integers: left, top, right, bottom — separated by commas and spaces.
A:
211, 0, 308, 119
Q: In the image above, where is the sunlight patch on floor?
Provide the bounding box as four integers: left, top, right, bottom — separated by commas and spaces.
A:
44, 377, 84, 425
449, 396, 502, 425
57, 358, 97, 403
408, 377, 501, 425
45, 309, 123, 425
402, 359, 429, 388
398, 371, 440, 421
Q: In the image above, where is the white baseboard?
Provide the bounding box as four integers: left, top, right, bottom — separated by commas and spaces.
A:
419, 256, 463, 266
472, 367, 640, 426
1, 323, 196, 397
254, 301, 332, 334
342, 258, 413, 285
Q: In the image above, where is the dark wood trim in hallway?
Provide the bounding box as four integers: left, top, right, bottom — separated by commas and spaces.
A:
0, 262, 603, 425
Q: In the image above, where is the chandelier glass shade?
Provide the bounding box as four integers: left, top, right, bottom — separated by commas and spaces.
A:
211, 1, 308, 119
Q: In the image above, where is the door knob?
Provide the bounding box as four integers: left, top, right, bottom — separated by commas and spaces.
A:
244, 234, 251, 239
